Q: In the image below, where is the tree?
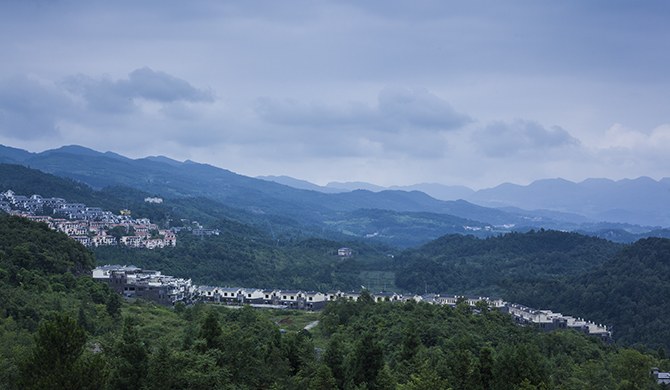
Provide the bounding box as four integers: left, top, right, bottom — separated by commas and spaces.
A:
107, 226, 128, 241
348, 332, 384, 389
77, 301, 93, 333
324, 334, 347, 389
448, 347, 475, 390
398, 366, 451, 390
476, 347, 494, 390
611, 349, 655, 390
308, 364, 338, 390
375, 364, 398, 390
282, 331, 314, 375
145, 342, 181, 390
400, 322, 421, 363
199, 310, 222, 350
106, 291, 122, 318
492, 344, 547, 390
19, 314, 104, 390
107, 318, 149, 390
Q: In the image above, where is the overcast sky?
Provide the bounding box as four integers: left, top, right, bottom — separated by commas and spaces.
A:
1, 1, 669, 189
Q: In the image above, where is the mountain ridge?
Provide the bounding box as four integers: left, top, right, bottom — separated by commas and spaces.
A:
260, 173, 670, 227
0, 144, 550, 227
2, 144, 668, 245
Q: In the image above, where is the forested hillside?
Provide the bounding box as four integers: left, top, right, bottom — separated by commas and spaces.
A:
320, 298, 666, 389
0, 214, 120, 387
393, 231, 670, 352
1, 163, 349, 248
94, 235, 392, 291
505, 237, 670, 352
393, 230, 621, 295
2, 213, 670, 389
0, 163, 502, 247
0, 146, 583, 239
322, 208, 495, 247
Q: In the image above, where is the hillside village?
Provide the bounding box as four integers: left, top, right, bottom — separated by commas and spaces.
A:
0, 188, 621, 346
93, 264, 613, 343
0, 189, 176, 249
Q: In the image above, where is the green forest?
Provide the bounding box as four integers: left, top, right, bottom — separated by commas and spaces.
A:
392, 231, 670, 353
2, 214, 670, 389
93, 234, 393, 292
505, 237, 670, 351
392, 230, 622, 296
93, 226, 670, 352
3, 163, 670, 388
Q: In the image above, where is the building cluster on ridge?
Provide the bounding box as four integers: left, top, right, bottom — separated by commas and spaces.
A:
92, 264, 612, 342
1, 189, 176, 249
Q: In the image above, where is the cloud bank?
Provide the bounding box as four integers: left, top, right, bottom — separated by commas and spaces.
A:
63, 67, 213, 113
0, 1, 668, 188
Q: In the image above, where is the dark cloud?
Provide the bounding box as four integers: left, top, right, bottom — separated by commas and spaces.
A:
474, 120, 580, 158
63, 68, 213, 113
122, 68, 214, 103
251, 88, 469, 160
0, 76, 68, 140
63, 75, 135, 114
377, 88, 471, 130
0, 69, 216, 147
255, 88, 470, 132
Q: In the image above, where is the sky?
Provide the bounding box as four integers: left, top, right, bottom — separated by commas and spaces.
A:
0, 0, 669, 189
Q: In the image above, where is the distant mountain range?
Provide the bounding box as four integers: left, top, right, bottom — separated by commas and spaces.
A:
1, 144, 669, 246
468, 177, 670, 227
258, 176, 476, 200
260, 174, 670, 227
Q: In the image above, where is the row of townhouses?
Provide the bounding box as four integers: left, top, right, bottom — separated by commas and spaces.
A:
505, 303, 611, 342
1, 190, 177, 249
92, 265, 612, 341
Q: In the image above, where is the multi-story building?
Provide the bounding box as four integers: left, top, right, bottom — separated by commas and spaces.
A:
93, 265, 194, 305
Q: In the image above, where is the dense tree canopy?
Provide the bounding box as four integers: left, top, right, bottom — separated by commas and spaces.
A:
93, 234, 391, 291
506, 237, 670, 352
1, 216, 670, 389
393, 230, 621, 296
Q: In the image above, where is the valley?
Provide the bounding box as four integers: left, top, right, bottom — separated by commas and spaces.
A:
1, 150, 670, 389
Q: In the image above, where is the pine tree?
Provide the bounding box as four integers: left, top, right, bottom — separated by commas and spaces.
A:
107, 318, 149, 390
199, 310, 222, 350
19, 314, 100, 390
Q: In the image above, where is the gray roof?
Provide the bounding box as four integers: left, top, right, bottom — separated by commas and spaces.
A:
220, 287, 242, 292
281, 290, 303, 294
